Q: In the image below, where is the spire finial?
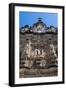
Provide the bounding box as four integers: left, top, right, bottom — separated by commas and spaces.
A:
38, 18, 42, 22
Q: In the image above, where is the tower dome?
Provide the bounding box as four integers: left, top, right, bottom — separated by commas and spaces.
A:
33, 18, 47, 33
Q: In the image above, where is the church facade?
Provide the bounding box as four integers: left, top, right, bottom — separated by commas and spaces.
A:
19, 18, 58, 78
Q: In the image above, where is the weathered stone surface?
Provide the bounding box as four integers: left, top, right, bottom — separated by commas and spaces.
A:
19, 32, 58, 78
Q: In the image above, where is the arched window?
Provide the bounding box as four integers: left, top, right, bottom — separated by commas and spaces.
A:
35, 49, 41, 55
40, 49, 42, 55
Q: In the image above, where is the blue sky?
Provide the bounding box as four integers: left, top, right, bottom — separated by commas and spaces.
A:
19, 11, 58, 28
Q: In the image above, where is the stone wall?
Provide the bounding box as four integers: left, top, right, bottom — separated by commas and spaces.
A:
20, 32, 58, 69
